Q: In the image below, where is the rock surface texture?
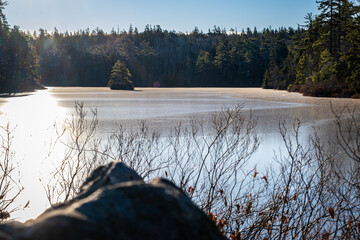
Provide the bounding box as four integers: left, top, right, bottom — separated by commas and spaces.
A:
0, 162, 225, 240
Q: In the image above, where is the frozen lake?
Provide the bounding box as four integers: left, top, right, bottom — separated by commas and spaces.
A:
0, 87, 359, 221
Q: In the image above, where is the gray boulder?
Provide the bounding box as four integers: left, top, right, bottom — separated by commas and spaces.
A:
0, 162, 225, 240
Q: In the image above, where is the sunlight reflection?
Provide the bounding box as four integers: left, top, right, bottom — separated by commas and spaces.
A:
0, 89, 67, 222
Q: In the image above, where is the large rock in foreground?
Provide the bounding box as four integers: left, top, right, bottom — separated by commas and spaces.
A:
0, 162, 225, 240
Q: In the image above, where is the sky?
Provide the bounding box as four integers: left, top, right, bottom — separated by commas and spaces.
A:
4, 0, 320, 34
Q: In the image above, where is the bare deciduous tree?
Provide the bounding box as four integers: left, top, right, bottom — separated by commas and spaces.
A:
44, 102, 102, 205
0, 123, 23, 222
41, 102, 360, 239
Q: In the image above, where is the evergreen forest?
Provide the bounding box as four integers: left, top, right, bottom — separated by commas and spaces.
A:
0, 1, 41, 94
0, 0, 359, 97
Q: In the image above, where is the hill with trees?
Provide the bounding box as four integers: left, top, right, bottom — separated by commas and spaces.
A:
35, 25, 292, 89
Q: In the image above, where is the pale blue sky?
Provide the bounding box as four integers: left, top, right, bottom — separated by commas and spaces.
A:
4, 0, 319, 33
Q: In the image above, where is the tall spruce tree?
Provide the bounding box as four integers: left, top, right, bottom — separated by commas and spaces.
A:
108, 60, 134, 90
0, 0, 9, 92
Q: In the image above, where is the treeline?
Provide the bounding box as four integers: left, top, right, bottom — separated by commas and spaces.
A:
36, 25, 292, 88
0, 1, 41, 94
1, 0, 360, 97
265, 0, 360, 98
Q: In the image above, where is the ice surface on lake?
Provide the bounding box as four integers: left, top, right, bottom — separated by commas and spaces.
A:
0, 87, 358, 222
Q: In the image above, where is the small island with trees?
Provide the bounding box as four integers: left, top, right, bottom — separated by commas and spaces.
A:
107, 60, 134, 90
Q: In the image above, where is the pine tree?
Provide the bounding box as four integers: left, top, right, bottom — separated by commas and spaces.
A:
108, 60, 134, 90
317, 0, 339, 55
0, 0, 9, 92
196, 50, 211, 73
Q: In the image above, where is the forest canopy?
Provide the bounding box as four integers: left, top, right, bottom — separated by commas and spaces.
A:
0, 0, 359, 97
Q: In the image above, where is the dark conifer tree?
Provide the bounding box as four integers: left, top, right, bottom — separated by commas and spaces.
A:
108, 60, 134, 90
